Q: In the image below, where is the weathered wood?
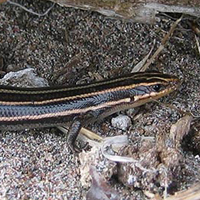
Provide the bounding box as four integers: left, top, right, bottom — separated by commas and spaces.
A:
49, 0, 200, 23
164, 183, 200, 200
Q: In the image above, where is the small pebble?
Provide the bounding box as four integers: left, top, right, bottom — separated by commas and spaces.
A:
111, 115, 132, 131
0, 68, 48, 87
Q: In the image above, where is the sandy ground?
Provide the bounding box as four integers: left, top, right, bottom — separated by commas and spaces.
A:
0, 0, 200, 199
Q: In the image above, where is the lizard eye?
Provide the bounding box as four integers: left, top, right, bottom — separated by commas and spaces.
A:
152, 84, 161, 92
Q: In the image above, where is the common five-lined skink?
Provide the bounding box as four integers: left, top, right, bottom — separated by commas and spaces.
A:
0, 71, 180, 151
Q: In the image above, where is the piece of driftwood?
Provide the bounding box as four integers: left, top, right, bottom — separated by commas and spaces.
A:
161, 183, 200, 200
48, 0, 200, 23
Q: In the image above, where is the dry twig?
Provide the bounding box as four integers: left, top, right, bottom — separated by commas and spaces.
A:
195, 35, 200, 56
142, 16, 183, 71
